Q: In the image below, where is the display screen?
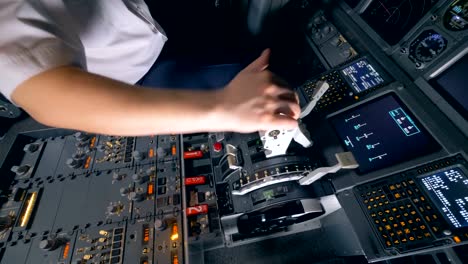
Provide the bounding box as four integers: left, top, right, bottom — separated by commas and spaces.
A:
341, 59, 385, 93
361, 0, 440, 45
419, 167, 468, 229
329, 94, 439, 173
443, 0, 468, 31
430, 54, 468, 120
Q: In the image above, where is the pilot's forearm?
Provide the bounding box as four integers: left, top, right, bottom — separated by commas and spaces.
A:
12, 66, 223, 136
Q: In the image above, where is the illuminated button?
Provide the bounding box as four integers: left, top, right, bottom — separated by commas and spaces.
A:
385, 225, 391, 231
408, 179, 415, 185
378, 211, 384, 216
396, 230, 403, 236
402, 238, 408, 243
392, 207, 397, 212
389, 185, 396, 191
389, 216, 394, 221
213, 142, 222, 152
396, 214, 402, 219
420, 196, 425, 201
367, 205, 371, 210
432, 214, 438, 220
386, 241, 392, 247
394, 239, 400, 244
384, 209, 390, 214
378, 202, 383, 206
395, 183, 401, 189
378, 226, 384, 232
402, 181, 407, 187
400, 222, 406, 227
382, 218, 387, 223
375, 220, 380, 224
384, 201, 389, 205
399, 205, 405, 210
371, 213, 377, 218
380, 194, 386, 199
432, 226, 439, 232
170, 224, 179, 241
394, 193, 401, 199
403, 212, 409, 217
420, 225, 426, 230
404, 228, 411, 234
426, 205, 432, 210
454, 236, 462, 243
425, 216, 431, 222
370, 198, 374, 202
410, 211, 417, 215
415, 217, 422, 222
364, 199, 369, 204
407, 190, 413, 196
424, 232, 431, 238
408, 219, 414, 224
409, 236, 415, 241
393, 223, 399, 228
375, 196, 380, 200
413, 198, 420, 203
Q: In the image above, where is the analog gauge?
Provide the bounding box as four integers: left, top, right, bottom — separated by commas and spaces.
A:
444, 0, 468, 31
409, 30, 448, 63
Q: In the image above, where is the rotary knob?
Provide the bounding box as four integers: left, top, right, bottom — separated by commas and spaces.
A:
120, 187, 131, 196
74, 132, 90, 142
132, 172, 148, 184
154, 219, 167, 231
96, 144, 106, 152
39, 237, 66, 251
10, 165, 31, 176
330, 36, 342, 46
23, 143, 40, 153
66, 158, 82, 169
72, 153, 85, 161
107, 204, 123, 215
321, 24, 332, 34
113, 172, 125, 181
128, 189, 145, 202
132, 151, 145, 161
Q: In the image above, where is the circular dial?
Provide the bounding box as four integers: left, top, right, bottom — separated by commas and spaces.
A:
444, 0, 468, 31
409, 30, 448, 63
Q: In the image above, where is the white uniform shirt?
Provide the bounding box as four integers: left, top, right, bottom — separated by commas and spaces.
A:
0, 0, 167, 102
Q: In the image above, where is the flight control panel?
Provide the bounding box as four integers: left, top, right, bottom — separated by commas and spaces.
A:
0, 0, 467, 263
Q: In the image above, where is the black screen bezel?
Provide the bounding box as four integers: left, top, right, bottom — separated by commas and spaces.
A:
429, 54, 468, 120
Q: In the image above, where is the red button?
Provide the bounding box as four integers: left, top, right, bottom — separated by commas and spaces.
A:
213, 142, 222, 152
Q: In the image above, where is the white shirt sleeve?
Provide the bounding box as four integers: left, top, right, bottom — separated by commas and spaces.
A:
0, 1, 85, 103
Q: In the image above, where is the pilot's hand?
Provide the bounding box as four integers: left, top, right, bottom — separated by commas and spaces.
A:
218, 49, 301, 133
